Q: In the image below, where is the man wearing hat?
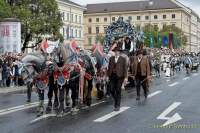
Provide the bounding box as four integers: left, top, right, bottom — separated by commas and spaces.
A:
107, 45, 128, 111
130, 49, 151, 100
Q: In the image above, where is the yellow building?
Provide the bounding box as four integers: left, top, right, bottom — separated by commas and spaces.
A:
84, 0, 200, 52
57, 0, 86, 47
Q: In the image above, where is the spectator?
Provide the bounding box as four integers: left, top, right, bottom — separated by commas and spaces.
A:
2, 61, 8, 87
13, 61, 19, 86
0, 65, 2, 87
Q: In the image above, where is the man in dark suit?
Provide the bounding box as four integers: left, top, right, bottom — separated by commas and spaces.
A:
107, 46, 128, 111
130, 50, 151, 101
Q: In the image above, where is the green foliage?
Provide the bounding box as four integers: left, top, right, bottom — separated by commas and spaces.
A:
0, 1, 12, 19
96, 34, 105, 44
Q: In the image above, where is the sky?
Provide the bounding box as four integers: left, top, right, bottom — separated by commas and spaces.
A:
71, 0, 200, 15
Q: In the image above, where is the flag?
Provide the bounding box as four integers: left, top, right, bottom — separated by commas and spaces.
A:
70, 40, 78, 52
149, 32, 154, 48
46, 40, 59, 54
168, 32, 173, 49
157, 32, 162, 48
41, 39, 49, 52
162, 36, 168, 47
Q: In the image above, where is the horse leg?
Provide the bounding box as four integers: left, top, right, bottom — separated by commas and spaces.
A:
86, 79, 93, 106
65, 83, 71, 108
46, 85, 53, 114
58, 85, 65, 115
53, 84, 59, 110
26, 82, 32, 103
71, 77, 79, 114
96, 83, 101, 100
37, 90, 44, 117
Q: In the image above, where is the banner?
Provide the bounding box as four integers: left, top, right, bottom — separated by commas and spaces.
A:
162, 36, 168, 47
168, 32, 173, 49
157, 32, 162, 48
149, 32, 154, 48
0, 21, 21, 53
46, 40, 59, 54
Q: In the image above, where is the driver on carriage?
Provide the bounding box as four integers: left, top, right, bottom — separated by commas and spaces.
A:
116, 37, 134, 56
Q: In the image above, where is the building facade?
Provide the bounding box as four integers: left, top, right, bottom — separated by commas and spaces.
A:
198, 18, 200, 52
57, 0, 85, 47
84, 0, 200, 52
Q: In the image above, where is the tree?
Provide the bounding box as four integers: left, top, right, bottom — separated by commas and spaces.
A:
0, 0, 12, 19
96, 34, 105, 44
143, 24, 159, 48
6, 0, 63, 52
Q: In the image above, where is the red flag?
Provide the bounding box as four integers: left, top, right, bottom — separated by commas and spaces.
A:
70, 40, 78, 52
40, 39, 49, 52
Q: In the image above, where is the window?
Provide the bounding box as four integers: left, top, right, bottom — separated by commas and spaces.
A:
104, 17, 107, 22
154, 25, 158, 30
88, 37, 92, 45
71, 14, 74, 22
75, 15, 78, 23
137, 16, 141, 20
63, 28, 65, 36
104, 26, 107, 33
163, 15, 166, 19
154, 15, 158, 19
88, 27, 92, 34
128, 16, 132, 21
96, 27, 99, 34
62, 12, 65, 20
136, 25, 141, 30
172, 23, 176, 27
79, 16, 81, 23
75, 29, 77, 37
71, 29, 74, 38
66, 27, 69, 39
112, 17, 115, 21
67, 13, 69, 21
162, 23, 167, 29
89, 18, 92, 23
172, 14, 176, 19
79, 30, 81, 38
96, 18, 100, 22
145, 16, 149, 20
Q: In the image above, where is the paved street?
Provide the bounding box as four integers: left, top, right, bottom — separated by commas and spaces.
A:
0, 71, 200, 133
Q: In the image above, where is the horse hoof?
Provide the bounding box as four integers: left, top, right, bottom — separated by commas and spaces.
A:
64, 107, 71, 113
46, 107, 52, 114
56, 111, 64, 117
53, 102, 59, 110
71, 108, 78, 115
36, 111, 44, 117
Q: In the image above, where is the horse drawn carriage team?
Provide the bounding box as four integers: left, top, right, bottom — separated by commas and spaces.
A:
20, 32, 153, 117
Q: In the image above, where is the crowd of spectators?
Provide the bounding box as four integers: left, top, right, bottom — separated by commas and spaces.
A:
0, 53, 24, 88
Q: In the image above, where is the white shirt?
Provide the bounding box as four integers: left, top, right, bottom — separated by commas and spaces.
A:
138, 56, 142, 63
115, 56, 119, 63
